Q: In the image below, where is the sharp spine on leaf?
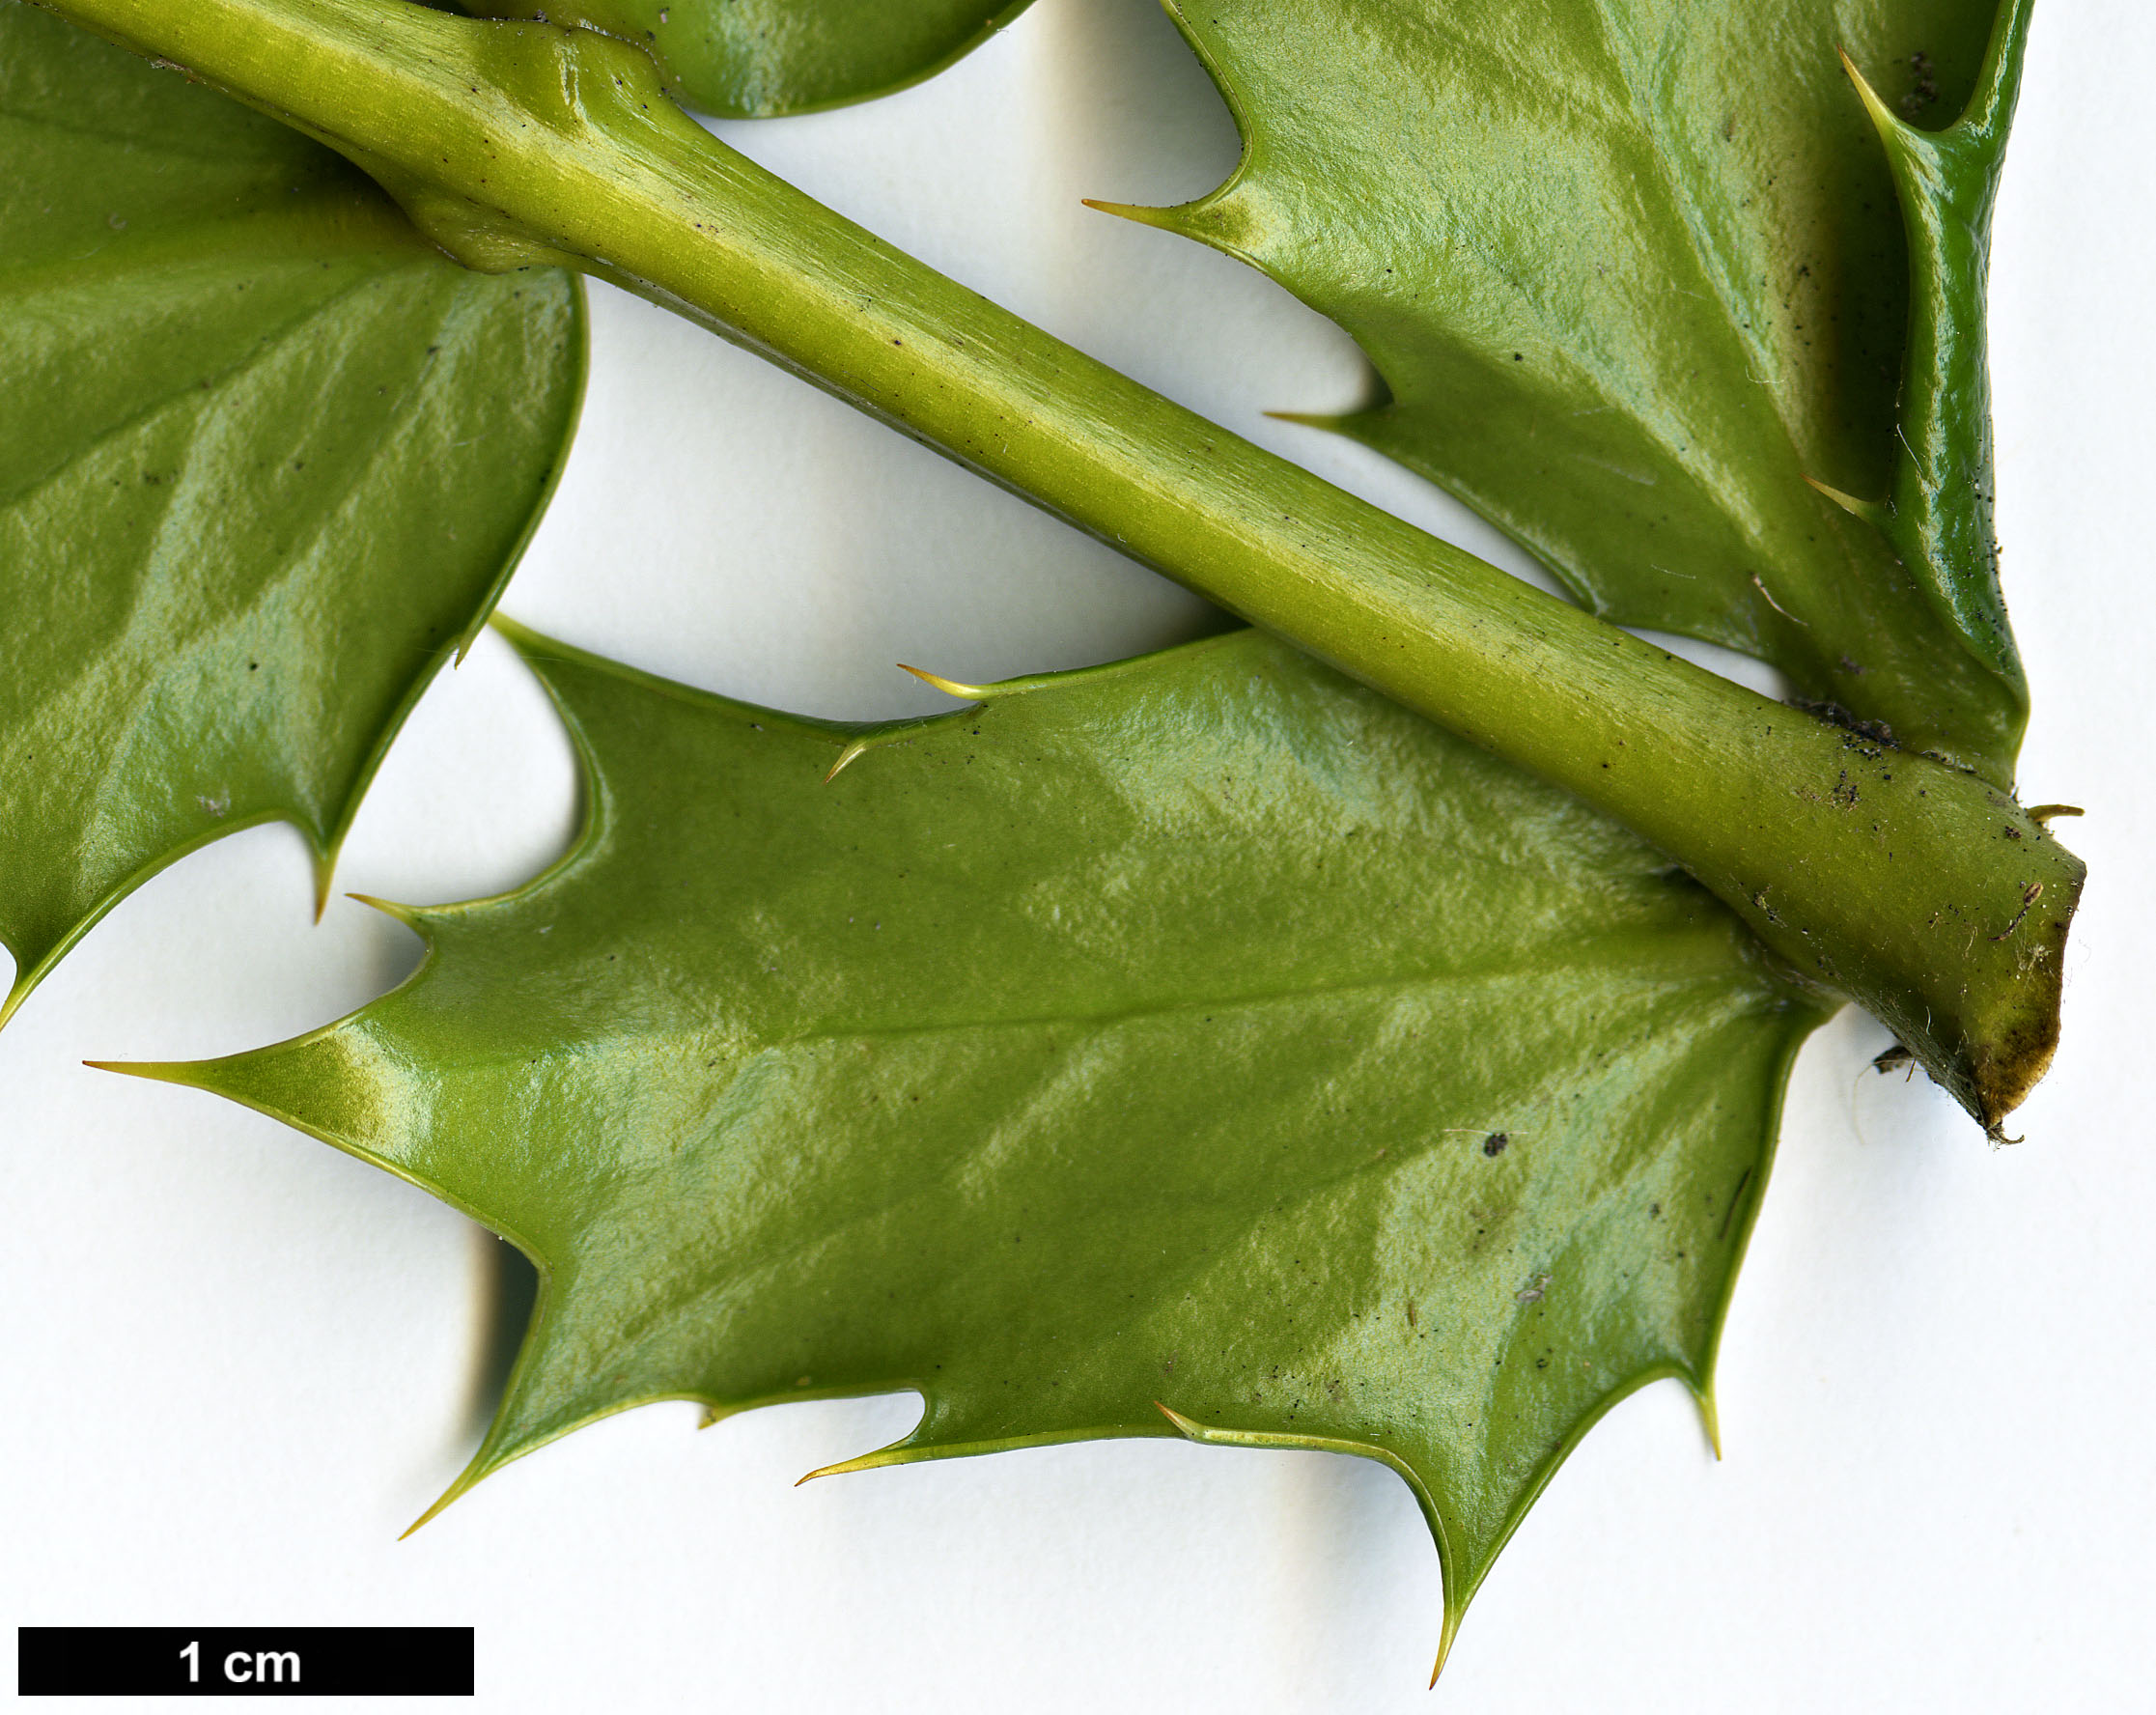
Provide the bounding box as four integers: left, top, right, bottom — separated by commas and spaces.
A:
346, 891, 423, 929
311, 849, 339, 924
400, 1476, 474, 1539
1802, 472, 1889, 528
32, 0, 2076, 1127
896, 663, 989, 701
1082, 188, 1258, 262
824, 671, 997, 782
1430, 1608, 1460, 1687
1154, 1401, 1464, 1676
1264, 409, 1354, 432
822, 739, 874, 784
1696, 1387, 1724, 1462
1078, 196, 1182, 234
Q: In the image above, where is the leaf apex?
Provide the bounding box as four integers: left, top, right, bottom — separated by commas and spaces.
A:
402, 1462, 489, 1538
1431, 1603, 1463, 1685
1695, 1387, 1724, 1461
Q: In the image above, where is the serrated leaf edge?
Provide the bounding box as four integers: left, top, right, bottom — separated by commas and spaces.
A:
90, 618, 1823, 1674
0, 277, 590, 1029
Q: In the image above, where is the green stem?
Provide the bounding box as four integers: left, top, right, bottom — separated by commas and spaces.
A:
34, 0, 2082, 1130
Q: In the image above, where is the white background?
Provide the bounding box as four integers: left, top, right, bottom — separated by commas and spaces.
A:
5, 1, 2152, 1708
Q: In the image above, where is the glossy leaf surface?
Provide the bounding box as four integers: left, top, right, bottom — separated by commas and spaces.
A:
149, 626, 1825, 1655
35, 0, 2078, 1119
0, 0, 584, 1021
453, 0, 1031, 118
1137, 0, 2030, 778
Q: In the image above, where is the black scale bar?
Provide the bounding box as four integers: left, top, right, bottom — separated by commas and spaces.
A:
17, 1628, 473, 1697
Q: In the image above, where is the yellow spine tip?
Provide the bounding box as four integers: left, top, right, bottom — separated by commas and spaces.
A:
1802, 472, 1890, 525
796, 1443, 908, 1485
823, 739, 872, 784
1836, 47, 1910, 143
1081, 198, 1187, 236
81, 1058, 191, 1087
311, 857, 338, 925
795, 1456, 854, 1486
896, 662, 989, 701
399, 1474, 475, 1539
1430, 1606, 1462, 1684
347, 891, 421, 928
1154, 1400, 1208, 1439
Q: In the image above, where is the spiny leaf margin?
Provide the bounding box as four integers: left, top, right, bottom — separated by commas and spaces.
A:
0, 0, 585, 1023
120, 621, 1826, 1661
1118, 0, 2032, 779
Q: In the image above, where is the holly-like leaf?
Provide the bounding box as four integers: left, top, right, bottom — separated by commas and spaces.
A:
0, 0, 584, 1023
129, 624, 1825, 1664
1125, 0, 2030, 779
453, 0, 1032, 119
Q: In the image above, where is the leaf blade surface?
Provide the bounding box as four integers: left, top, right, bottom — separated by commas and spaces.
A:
452, 0, 1032, 118
159, 626, 1825, 1645
0, 0, 585, 1018
1140, 0, 2030, 775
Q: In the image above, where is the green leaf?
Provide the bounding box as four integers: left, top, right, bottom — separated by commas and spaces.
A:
37, 0, 2079, 1122
0, 0, 585, 1023
134, 625, 1825, 1662
452, 0, 1033, 119
1129, 0, 2031, 779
